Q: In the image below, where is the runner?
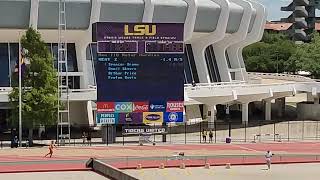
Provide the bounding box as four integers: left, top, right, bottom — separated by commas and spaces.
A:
265, 150, 274, 170
44, 140, 56, 158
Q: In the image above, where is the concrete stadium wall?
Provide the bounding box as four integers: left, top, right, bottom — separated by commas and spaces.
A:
70, 101, 88, 126
87, 158, 138, 180
297, 102, 320, 120
185, 105, 202, 121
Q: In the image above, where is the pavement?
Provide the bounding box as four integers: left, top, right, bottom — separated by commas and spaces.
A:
0, 171, 108, 180
125, 163, 320, 180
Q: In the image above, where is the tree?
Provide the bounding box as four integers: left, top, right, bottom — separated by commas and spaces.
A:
9, 28, 58, 145
243, 32, 298, 74
294, 32, 320, 79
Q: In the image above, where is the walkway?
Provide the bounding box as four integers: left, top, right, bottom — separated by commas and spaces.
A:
125, 163, 320, 180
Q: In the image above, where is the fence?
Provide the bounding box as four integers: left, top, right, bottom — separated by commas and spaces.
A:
1, 120, 320, 147
120, 120, 320, 145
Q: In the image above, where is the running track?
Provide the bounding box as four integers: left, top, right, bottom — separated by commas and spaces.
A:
1, 142, 320, 173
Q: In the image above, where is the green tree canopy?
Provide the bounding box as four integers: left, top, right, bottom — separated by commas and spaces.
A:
244, 31, 320, 79
294, 33, 320, 79
9, 28, 58, 129
243, 32, 297, 73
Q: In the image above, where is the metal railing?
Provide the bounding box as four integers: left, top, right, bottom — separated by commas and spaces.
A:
247, 72, 314, 82
184, 81, 246, 88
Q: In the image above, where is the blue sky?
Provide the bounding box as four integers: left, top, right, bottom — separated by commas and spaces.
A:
257, 0, 319, 21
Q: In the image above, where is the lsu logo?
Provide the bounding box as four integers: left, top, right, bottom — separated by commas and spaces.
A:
124, 25, 156, 36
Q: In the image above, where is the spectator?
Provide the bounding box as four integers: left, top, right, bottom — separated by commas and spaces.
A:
81, 132, 86, 145
209, 130, 213, 143
14, 136, 19, 148
192, 81, 196, 87
202, 129, 207, 143
87, 132, 92, 146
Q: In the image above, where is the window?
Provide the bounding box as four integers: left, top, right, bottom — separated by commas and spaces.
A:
9, 43, 18, 86
86, 43, 97, 86
0, 44, 9, 87
225, 51, 231, 68
61, 76, 80, 89
184, 44, 199, 83
67, 43, 78, 72
205, 45, 221, 82
47, 43, 78, 72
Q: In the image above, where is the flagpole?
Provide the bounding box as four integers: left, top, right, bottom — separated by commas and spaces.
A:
18, 33, 22, 147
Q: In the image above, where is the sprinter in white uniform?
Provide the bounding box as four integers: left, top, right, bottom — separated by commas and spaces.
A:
265, 150, 274, 170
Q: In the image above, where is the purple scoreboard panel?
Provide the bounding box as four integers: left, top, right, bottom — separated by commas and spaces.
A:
92, 22, 185, 125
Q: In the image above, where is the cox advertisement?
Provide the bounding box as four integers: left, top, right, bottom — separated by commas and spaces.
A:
94, 22, 184, 125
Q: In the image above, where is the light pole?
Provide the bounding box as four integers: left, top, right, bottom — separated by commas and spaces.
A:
275, 50, 279, 74
18, 34, 22, 147
18, 33, 29, 147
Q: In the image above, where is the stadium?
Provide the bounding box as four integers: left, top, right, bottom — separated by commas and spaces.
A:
0, 0, 319, 137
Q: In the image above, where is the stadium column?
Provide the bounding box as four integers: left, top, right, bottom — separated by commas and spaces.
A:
265, 99, 272, 121
208, 105, 216, 129
241, 102, 249, 125
142, 0, 155, 23
315, 96, 320, 104
225, 0, 253, 81
79, 0, 102, 89
275, 97, 285, 118
183, 0, 198, 42
75, 35, 95, 127
90, 0, 102, 23
29, 0, 39, 28
233, 0, 267, 81
307, 92, 314, 102
190, 0, 230, 83
76, 41, 89, 88
214, 0, 253, 82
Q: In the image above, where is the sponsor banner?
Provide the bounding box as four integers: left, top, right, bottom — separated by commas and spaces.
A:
164, 112, 184, 123
133, 102, 149, 112
143, 112, 163, 124
118, 113, 143, 124
96, 113, 118, 124
115, 102, 133, 113
122, 126, 167, 135
166, 101, 184, 112
149, 102, 166, 112
97, 102, 115, 112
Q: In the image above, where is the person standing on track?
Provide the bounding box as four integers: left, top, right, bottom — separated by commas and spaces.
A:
82, 132, 86, 145
209, 130, 213, 143
44, 140, 56, 158
265, 150, 274, 170
202, 129, 207, 143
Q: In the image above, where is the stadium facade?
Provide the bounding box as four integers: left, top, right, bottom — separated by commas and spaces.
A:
0, 0, 319, 131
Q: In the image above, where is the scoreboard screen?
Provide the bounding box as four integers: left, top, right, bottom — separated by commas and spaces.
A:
93, 22, 185, 125
98, 41, 138, 53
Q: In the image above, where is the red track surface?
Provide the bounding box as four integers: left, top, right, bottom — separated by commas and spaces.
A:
0, 142, 320, 173
56, 142, 320, 153
0, 163, 88, 173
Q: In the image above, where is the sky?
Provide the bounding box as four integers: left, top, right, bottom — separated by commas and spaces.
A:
256, 0, 320, 21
